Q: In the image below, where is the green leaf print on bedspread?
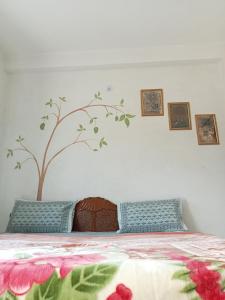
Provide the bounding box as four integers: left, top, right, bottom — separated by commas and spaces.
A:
26, 264, 118, 300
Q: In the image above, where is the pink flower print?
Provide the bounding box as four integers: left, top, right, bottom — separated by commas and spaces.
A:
7, 261, 54, 295
170, 254, 225, 300
0, 253, 103, 296
167, 253, 190, 262
0, 263, 15, 295
186, 260, 209, 270
107, 284, 132, 300
187, 261, 225, 300
31, 254, 103, 278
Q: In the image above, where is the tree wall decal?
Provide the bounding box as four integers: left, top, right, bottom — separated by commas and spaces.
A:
7, 92, 135, 201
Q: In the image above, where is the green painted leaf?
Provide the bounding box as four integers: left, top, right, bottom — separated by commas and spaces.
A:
99, 138, 103, 148
6, 149, 13, 158
45, 98, 53, 107
191, 297, 201, 300
90, 117, 97, 124
119, 114, 125, 121
59, 97, 66, 102
172, 269, 190, 280
124, 118, 130, 127
120, 99, 124, 106
41, 115, 49, 120
94, 127, 99, 134
14, 162, 21, 170
106, 113, 113, 118
99, 138, 107, 148
93, 149, 98, 152
16, 136, 24, 143
77, 124, 86, 132
71, 264, 118, 294
26, 272, 61, 300
126, 114, 135, 118
40, 123, 45, 130
94, 92, 102, 100
181, 282, 196, 293
115, 116, 119, 121
0, 291, 17, 300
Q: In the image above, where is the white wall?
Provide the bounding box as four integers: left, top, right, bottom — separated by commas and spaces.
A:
1, 47, 225, 237
0, 53, 7, 223
0, 53, 5, 144
0, 53, 6, 179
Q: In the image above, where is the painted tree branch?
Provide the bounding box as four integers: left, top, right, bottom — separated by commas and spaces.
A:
20, 142, 41, 179
43, 132, 84, 175
59, 103, 124, 124
41, 103, 124, 184
9, 142, 41, 179
7, 93, 135, 200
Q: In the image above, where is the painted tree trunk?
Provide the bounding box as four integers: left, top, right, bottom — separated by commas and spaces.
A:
36, 175, 45, 201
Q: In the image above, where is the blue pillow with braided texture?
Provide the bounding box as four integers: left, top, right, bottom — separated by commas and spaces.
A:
117, 199, 187, 233
7, 199, 76, 233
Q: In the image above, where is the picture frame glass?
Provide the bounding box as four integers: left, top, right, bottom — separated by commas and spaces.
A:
141, 89, 164, 116
195, 114, 219, 145
168, 102, 192, 130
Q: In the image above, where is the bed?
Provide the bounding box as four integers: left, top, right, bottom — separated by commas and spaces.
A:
1, 197, 225, 300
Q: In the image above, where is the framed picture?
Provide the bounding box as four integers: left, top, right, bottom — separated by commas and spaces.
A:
141, 89, 164, 116
168, 102, 192, 130
195, 114, 219, 145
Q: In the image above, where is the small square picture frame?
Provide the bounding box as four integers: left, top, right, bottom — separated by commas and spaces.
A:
141, 89, 164, 116
168, 102, 192, 130
195, 114, 219, 145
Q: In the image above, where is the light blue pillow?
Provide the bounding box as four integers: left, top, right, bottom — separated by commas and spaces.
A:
6, 199, 76, 233
117, 199, 186, 233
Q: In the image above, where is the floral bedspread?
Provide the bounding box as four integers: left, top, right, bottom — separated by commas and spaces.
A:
0, 232, 225, 300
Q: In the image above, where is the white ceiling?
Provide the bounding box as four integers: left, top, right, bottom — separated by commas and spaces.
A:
0, 0, 225, 57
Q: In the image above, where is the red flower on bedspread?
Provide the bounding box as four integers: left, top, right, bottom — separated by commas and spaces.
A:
187, 260, 225, 300
0, 253, 103, 296
106, 284, 132, 300
170, 254, 225, 300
